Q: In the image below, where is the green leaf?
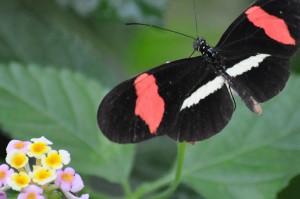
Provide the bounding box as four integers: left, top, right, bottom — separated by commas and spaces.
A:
0, 63, 134, 183
0, 0, 124, 86
55, 0, 100, 16
181, 76, 300, 199
104, 0, 169, 24
55, 0, 169, 23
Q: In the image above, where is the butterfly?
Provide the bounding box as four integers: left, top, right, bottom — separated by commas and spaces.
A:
97, 0, 300, 143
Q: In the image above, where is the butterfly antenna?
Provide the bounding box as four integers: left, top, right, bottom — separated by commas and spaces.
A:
126, 23, 196, 40
189, 50, 196, 58
194, 0, 200, 38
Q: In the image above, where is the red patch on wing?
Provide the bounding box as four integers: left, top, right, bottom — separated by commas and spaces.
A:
134, 73, 165, 134
246, 6, 296, 45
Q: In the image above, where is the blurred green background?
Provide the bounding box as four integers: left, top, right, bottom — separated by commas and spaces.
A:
1, 0, 300, 198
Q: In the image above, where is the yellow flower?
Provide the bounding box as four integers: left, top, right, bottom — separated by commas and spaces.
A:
30, 166, 57, 185
5, 150, 28, 169
42, 150, 70, 170
7, 172, 31, 191
27, 137, 52, 158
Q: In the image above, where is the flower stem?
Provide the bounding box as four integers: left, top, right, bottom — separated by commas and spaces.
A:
122, 179, 132, 197
148, 142, 187, 199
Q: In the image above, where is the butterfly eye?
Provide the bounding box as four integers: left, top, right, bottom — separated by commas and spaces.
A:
193, 40, 200, 50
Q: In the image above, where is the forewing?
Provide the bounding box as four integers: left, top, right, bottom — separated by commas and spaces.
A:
98, 57, 234, 143
216, 0, 300, 102
216, 0, 300, 57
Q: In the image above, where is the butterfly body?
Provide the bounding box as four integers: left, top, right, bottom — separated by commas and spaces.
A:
193, 37, 262, 114
98, 0, 300, 143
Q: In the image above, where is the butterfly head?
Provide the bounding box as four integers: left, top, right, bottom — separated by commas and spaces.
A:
194, 38, 220, 65
193, 38, 206, 52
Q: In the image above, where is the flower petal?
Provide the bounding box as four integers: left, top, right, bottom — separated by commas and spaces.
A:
59, 150, 71, 165
17, 185, 45, 199
7, 172, 30, 191
6, 140, 31, 153
79, 194, 89, 199
31, 167, 57, 185
0, 164, 14, 187
5, 151, 28, 169
31, 137, 52, 145
0, 191, 7, 199
71, 174, 84, 193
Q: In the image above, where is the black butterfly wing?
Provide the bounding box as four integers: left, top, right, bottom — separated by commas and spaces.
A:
216, 0, 300, 102
168, 77, 234, 142
98, 57, 234, 143
217, 0, 300, 56
223, 55, 290, 102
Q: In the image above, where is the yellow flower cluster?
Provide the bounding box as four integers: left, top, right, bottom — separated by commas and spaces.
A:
4, 137, 70, 191
0, 136, 88, 199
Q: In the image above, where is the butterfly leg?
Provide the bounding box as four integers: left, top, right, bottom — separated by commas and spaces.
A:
227, 84, 237, 112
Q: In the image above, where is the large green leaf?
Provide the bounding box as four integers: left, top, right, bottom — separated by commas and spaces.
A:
0, 0, 130, 86
181, 76, 300, 199
55, 0, 169, 24
0, 63, 134, 183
